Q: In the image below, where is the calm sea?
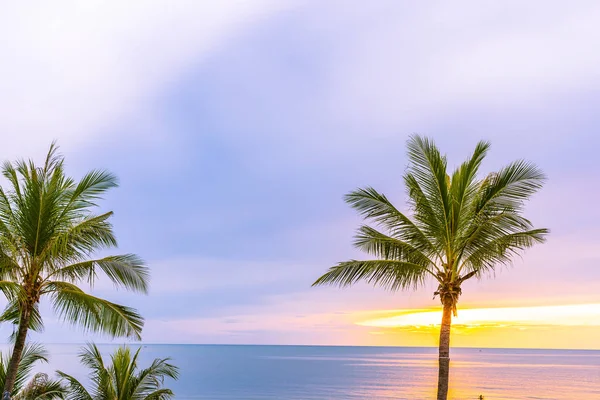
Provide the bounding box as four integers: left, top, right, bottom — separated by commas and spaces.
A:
14, 344, 600, 399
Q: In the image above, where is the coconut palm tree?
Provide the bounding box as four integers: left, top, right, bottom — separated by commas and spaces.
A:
0, 343, 65, 399
58, 344, 179, 400
0, 143, 149, 394
312, 135, 548, 400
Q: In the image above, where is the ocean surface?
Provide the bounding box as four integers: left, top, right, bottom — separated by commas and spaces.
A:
12, 344, 600, 399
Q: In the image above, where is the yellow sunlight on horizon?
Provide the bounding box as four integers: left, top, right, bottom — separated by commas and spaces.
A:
359, 304, 600, 328
354, 304, 600, 350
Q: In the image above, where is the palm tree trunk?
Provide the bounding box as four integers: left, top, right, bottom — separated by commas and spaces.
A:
436, 299, 453, 400
3, 306, 32, 395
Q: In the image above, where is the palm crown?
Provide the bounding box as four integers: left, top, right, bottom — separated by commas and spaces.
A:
58, 344, 179, 400
0, 143, 149, 393
314, 135, 548, 311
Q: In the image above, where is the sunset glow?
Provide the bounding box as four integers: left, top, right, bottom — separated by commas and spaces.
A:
358, 304, 600, 328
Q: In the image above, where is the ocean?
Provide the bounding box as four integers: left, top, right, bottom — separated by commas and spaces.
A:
14, 344, 600, 399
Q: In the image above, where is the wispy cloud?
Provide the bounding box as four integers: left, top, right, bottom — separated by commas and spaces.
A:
0, 0, 289, 157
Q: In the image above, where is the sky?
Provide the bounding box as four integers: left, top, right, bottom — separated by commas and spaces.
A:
1, 0, 600, 349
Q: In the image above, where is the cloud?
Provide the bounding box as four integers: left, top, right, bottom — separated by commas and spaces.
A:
0, 0, 290, 158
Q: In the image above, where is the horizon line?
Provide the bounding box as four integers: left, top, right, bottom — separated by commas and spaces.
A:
8, 343, 599, 352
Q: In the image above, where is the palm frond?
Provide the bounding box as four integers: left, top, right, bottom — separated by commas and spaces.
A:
353, 225, 436, 269
73, 343, 115, 400
142, 388, 176, 400
47, 255, 149, 293
13, 373, 66, 400
77, 343, 106, 373
55, 372, 92, 400
0, 281, 24, 303
0, 301, 45, 338
111, 346, 139, 399
132, 357, 180, 398
475, 160, 546, 215
60, 170, 118, 215
0, 187, 19, 240
0, 246, 22, 281
40, 212, 117, 262
448, 141, 490, 243
403, 173, 448, 255
405, 135, 452, 250
461, 229, 548, 274
1, 161, 25, 206
47, 282, 144, 340
15, 149, 71, 258
344, 187, 437, 255
313, 260, 434, 291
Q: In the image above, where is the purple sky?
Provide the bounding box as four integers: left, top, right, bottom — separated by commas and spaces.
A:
0, 0, 599, 345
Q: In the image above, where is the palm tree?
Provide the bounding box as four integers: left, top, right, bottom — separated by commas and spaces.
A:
0, 143, 149, 395
58, 344, 179, 400
0, 343, 65, 399
312, 135, 548, 400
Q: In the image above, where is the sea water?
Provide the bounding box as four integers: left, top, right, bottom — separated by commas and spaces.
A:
16, 344, 600, 399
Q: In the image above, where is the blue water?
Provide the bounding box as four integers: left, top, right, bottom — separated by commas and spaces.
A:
13, 344, 600, 399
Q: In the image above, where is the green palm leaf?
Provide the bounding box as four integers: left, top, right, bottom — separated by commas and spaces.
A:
46, 282, 144, 340
55, 372, 92, 400
142, 388, 176, 400
313, 260, 434, 290
344, 187, 438, 256
13, 373, 66, 400
405, 135, 452, 247
0, 301, 45, 336
353, 225, 436, 267
48, 255, 149, 293
41, 212, 118, 261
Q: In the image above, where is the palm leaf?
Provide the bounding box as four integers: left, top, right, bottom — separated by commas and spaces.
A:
353, 225, 436, 269
448, 141, 490, 243
313, 260, 433, 290
74, 343, 113, 400
55, 372, 92, 400
40, 212, 118, 262
461, 229, 548, 274
60, 169, 118, 215
405, 135, 452, 249
475, 160, 546, 215
48, 254, 149, 293
46, 282, 144, 339
132, 357, 180, 398
344, 187, 437, 256
0, 301, 45, 338
13, 373, 66, 400
142, 388, 176, 400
